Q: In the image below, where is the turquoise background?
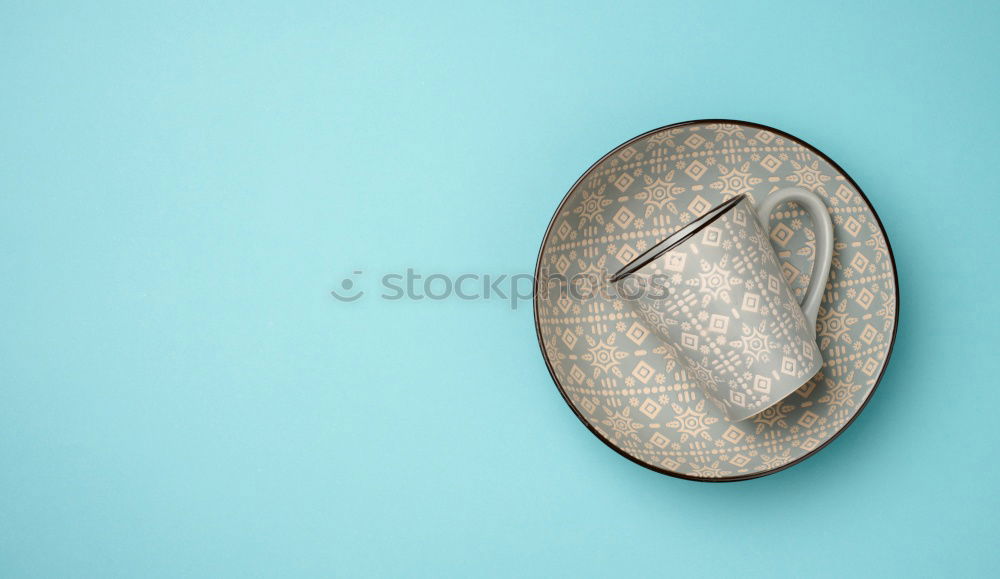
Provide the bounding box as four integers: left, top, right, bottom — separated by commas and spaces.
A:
1, 1, 998, 577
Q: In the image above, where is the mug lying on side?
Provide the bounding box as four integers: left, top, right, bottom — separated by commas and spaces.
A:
610, 188, 834, 422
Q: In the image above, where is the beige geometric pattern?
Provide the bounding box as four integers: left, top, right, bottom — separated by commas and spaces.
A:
623, 198, 823, 421
534, 120, 898, 480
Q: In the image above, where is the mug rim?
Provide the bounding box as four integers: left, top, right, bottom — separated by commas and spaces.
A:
608, 194, 747, 283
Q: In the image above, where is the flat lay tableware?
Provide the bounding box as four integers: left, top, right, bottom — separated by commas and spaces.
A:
610, 189, 834, 422
533, 119, 898, 481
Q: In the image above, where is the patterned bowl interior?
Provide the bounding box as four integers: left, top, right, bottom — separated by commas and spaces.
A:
534, 120, 897, 480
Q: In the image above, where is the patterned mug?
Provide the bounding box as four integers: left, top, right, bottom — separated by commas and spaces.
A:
609, 188, 834, 422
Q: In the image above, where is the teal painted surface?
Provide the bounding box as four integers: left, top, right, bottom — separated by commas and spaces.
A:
0, 1, 997, 576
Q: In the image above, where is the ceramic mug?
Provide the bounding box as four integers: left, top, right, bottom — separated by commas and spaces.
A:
610, 188, 834, 422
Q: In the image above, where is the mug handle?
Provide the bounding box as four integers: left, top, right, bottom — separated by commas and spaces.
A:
755, 187, 834, 338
